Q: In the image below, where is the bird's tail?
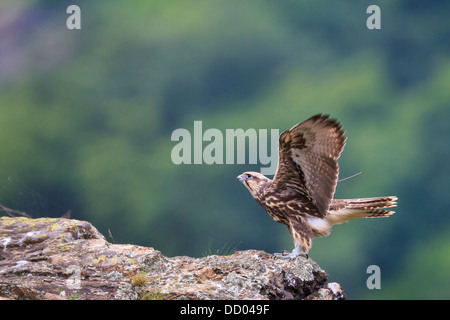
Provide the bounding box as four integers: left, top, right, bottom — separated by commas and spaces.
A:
325, 196, 397, 226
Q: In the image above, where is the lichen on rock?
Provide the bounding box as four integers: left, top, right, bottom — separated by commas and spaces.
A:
0, 216, 345, 300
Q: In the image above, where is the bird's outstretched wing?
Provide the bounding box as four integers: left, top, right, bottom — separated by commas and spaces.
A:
272, 114, 346, 218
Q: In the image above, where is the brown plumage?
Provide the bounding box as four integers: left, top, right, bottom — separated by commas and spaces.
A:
237, 114, 397, 258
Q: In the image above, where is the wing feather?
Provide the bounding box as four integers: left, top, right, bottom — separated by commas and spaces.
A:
272, 114, 346, 217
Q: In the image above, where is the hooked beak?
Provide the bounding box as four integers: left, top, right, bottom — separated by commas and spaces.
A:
236, 174, 245, 182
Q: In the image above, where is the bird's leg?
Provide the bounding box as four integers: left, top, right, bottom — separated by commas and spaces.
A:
274, 246, 308, 259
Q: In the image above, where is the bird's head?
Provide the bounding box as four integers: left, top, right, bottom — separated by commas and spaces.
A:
236, 171, 271, 195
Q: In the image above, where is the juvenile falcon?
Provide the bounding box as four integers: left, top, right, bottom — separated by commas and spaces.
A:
236, 114, 397, 258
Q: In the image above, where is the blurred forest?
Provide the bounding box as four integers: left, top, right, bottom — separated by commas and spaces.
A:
0, 0, 449, 299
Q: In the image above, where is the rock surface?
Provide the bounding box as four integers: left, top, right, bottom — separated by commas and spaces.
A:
0, 216, 345, 300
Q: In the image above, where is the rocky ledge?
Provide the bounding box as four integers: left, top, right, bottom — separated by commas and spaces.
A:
0, 216, 345, 300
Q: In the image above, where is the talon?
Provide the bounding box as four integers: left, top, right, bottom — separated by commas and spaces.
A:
273, 246, 308, 259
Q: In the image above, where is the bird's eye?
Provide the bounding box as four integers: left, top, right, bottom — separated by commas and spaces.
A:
245, 174, 253, 179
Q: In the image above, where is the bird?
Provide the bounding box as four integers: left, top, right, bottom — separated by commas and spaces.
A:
236, 114, 397, 259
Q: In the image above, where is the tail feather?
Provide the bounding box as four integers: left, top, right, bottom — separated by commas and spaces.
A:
326, 196, 397, 225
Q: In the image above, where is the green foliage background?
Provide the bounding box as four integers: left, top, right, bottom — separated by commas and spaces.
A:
0, 0, 449, 299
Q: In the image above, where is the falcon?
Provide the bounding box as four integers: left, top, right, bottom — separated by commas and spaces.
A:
236, 114, 397, 258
